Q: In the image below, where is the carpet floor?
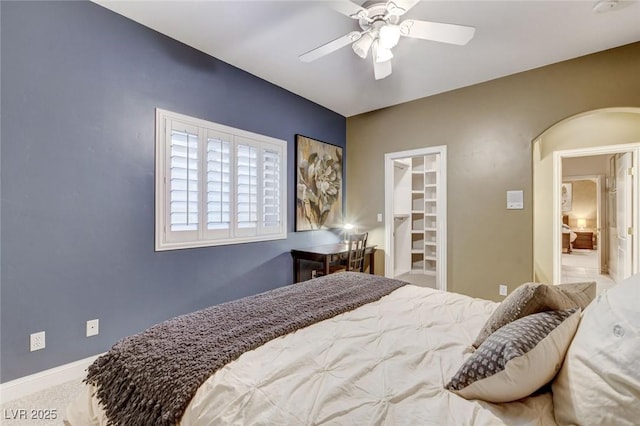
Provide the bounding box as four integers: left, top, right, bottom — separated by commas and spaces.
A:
1, 379, 84, 426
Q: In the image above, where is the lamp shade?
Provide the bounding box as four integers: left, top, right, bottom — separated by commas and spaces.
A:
352, 32, 374, 58
577, 219, 586, 229
379, 24, 401, 49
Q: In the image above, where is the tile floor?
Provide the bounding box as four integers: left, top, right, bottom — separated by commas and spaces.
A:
561, 248, 616, 294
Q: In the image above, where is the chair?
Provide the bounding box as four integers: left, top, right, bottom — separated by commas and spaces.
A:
330, 232, 369, 273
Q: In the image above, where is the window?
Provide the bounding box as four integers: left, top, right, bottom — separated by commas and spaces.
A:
155, 109, 287, 250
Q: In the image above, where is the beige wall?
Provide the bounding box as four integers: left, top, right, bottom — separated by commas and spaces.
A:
346, 42, 640, 301
563, 155, 609, 177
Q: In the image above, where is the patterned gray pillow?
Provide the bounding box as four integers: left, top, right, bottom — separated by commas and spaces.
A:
446, 308, 581, 403
472, 282, 595, 348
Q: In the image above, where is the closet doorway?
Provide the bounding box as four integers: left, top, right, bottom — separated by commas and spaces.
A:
384, 146, 447, 291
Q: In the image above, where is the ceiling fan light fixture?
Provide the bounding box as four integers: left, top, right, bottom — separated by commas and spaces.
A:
304, 1, 475, 80
379, 24, 401, 49
352, 32, 375, 58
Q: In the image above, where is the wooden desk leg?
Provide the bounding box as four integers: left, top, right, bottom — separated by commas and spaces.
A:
369, 251, 375, 275
323, 255, 330, 276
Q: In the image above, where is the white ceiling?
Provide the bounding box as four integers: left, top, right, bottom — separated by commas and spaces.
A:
94, 0, 640, 117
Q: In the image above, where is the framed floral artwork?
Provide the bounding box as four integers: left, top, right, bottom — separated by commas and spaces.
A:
295, 135, 343, 231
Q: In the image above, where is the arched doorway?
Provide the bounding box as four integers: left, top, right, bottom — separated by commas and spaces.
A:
532, 107, 640, 287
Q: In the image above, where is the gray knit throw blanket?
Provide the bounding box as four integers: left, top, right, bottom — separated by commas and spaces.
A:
85, 272, 406, 426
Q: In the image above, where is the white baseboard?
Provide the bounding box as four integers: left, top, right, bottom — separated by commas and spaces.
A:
0, 353, 104, 403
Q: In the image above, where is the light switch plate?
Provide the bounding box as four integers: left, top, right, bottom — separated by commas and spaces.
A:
507, 190, 524, 209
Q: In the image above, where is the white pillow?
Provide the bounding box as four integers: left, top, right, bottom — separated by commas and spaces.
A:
552, 273, 640, 425
446, 308, 581, 403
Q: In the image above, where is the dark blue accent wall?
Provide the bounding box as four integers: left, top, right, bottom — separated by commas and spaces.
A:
0, 1, 346, 382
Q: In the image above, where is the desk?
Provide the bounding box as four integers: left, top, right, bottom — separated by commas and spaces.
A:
291, 243, 376, 283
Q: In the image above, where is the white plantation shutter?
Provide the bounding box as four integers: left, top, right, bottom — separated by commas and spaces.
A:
156, 109, 286, 250
236, 141, 258, 234
206, 131, 232, 238
170, 129, 199, 231
262, 146, 282, 233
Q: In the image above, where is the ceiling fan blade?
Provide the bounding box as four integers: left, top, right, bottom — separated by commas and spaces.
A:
373, 59, 392, 80
299, 31, 362, 63
386, 0, 420, 16
329, 0, 369, 20
399, 19, 476, 45
372, 42, 392, 80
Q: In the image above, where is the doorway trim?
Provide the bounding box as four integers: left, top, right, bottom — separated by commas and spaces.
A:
384, 145, 447, 291
553, 144, 640, 284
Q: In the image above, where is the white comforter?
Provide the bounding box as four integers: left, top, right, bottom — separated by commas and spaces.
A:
67, 285, 557, 425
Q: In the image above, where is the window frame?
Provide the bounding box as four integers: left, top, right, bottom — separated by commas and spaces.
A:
155, 109, 287, 251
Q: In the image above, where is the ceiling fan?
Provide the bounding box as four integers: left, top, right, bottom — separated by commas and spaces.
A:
299, 0, 476, 80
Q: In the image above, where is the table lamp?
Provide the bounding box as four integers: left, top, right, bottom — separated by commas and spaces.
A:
343, 223, 355, 243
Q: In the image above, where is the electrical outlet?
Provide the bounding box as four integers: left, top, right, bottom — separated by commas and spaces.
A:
86, 319, 99, 337
377, 213, 383, 222
30, 331, 45, 351
499, 285, 508, 296
311, 270, 317, 279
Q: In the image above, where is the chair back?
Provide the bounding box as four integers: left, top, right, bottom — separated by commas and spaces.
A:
346, 232, 368, 272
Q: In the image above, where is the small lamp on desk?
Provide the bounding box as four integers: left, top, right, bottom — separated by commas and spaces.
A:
577, 218, 586, 230
343, 223, 355, 243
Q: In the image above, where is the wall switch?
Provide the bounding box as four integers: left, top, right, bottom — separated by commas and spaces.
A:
377, 213, 383, 222
86, 319, 99, 337
30, 331, 46, 351
506, 190, 524, 210
499, 285, 508, 296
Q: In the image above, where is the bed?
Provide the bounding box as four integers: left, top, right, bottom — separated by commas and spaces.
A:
65, 272, 640, 426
